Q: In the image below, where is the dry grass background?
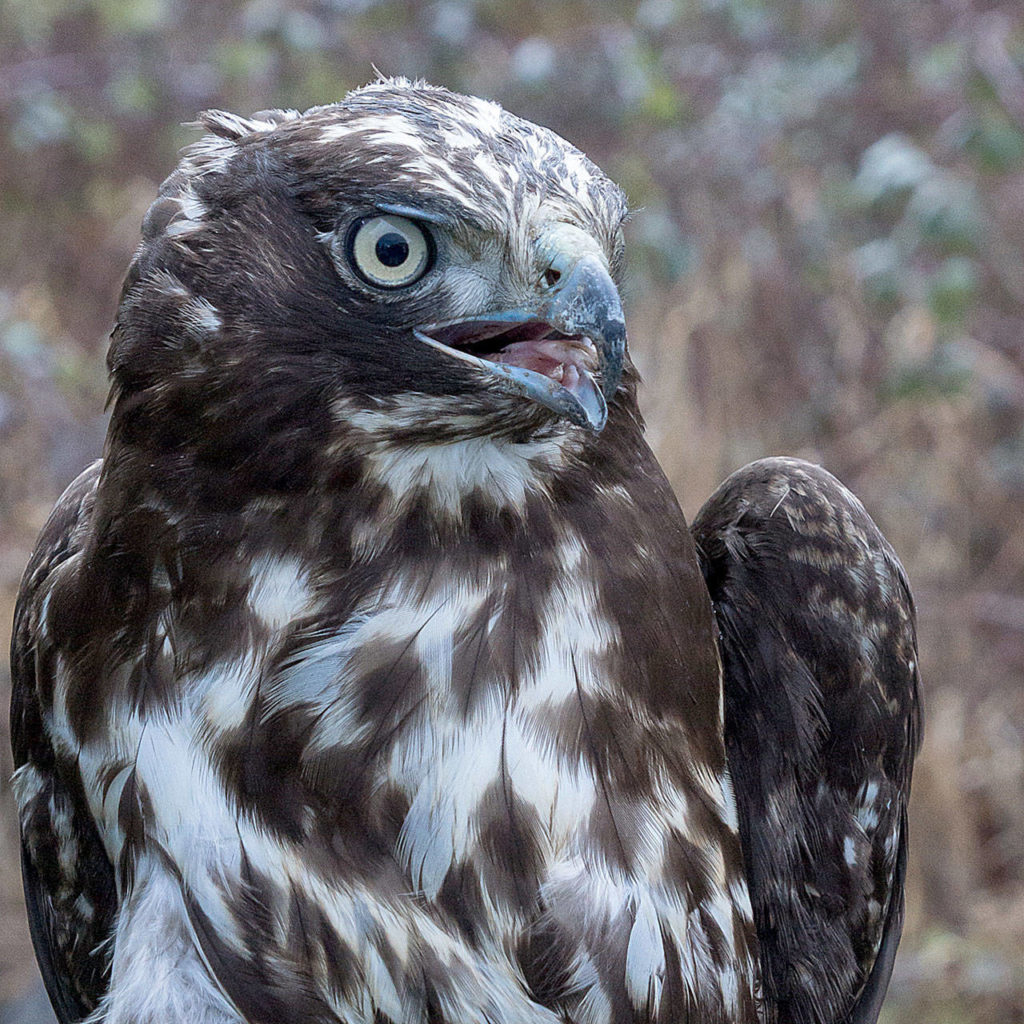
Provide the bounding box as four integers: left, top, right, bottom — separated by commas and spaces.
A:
1, 1, 1023, 1021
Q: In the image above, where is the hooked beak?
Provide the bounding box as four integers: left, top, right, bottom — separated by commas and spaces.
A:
414, 253, 626, 432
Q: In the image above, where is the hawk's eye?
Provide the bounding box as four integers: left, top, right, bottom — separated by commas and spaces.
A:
345, 215, 434, 289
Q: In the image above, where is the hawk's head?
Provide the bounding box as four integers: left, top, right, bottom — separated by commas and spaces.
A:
108, 79, 631, 490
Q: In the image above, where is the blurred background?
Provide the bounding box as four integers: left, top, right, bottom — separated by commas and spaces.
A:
1, 0, 1022, 1021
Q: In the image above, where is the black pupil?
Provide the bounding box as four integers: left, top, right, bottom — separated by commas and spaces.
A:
376, 232, 410, 268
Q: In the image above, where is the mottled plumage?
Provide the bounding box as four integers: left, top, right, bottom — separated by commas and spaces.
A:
11, 80, 920, 1024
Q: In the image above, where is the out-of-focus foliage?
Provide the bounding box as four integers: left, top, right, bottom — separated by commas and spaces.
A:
1, 1, 1023, 1022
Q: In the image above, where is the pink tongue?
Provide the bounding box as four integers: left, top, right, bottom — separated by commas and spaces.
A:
489, 339, 590, 382
490, 338, 605, 423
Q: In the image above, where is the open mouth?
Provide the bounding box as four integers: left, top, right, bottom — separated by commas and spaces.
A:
412, 252, 626, 432
414, 314, 608, 430
429, 317, 601, 391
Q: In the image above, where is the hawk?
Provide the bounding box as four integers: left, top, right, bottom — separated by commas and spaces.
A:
10, 79, 920, 1024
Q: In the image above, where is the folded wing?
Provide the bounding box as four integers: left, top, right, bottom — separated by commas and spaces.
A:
10, 461, 115, 1023
692, 458, 922, 1024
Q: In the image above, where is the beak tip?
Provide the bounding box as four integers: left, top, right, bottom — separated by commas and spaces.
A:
572, 380, 609, 432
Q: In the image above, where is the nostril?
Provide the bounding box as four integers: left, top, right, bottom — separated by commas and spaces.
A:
543, 267, 561, 288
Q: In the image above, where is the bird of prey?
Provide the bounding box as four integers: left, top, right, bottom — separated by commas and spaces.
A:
10, 79, 920, 1024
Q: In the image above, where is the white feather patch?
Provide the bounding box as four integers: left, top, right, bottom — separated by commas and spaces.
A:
625, 893, 666, 1011
246, 555, 311, 630
92, 853, 243, 1024
197, 655, 262, 732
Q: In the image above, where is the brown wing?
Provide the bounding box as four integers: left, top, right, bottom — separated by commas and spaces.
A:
691, 458, 922, 1024
10, 460, 117, 1023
